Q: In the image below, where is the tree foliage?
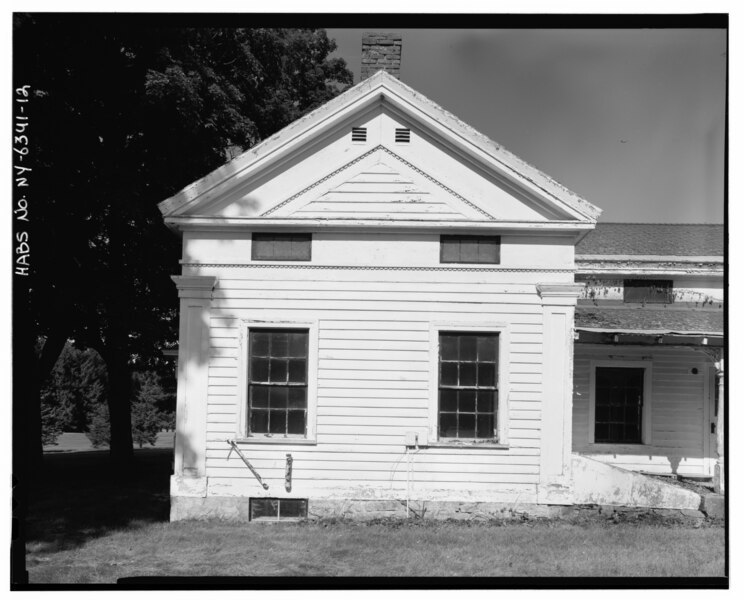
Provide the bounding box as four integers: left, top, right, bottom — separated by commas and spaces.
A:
40, 343, 108, 435
131, 371, 168, 448
86, 403, 111, 449
40, 403, 64, 447
14, 15, 353, 465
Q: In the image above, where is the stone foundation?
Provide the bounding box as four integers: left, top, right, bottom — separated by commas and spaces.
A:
171, 496, 712, 525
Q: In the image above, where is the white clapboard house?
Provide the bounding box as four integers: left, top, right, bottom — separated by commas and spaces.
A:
159, 38, 724, 521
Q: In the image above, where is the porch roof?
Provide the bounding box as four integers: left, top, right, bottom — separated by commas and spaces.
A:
575, 223, 724, 257
575, 306, 723, 336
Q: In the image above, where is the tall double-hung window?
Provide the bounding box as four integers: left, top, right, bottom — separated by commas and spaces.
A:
438, 332, 499, 440
247, 329, 309, 437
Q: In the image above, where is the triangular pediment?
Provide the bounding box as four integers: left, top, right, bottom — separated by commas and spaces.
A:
159, 70, 602, 229
265, 147, 493, 222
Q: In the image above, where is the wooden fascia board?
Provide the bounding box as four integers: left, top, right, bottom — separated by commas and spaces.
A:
164, 216, 596, 234
578, 254, 723, 263
575, 326, 724, 337
576, 267, 724, 278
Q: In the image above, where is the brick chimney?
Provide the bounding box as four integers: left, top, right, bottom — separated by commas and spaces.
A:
361, 32, 402, 80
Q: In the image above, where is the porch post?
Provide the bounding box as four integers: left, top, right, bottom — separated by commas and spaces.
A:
535, 283, 583, 505
714, 355, 725, 494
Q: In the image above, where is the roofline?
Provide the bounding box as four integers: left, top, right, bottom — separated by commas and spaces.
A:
577, 254, 722, 262
575, 326, 723, 337
164, 216, 596, 234
583, 222, 723, 226
576, 269, 723, 278
159, 70, 601, 222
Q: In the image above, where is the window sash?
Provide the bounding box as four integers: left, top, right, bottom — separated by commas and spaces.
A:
594, 367, 644, 444
440, 235, 500, 264
252, 233, 311, 261
438, 332, 499, 440
248, 329, 309, 437
250, 498, 308, 520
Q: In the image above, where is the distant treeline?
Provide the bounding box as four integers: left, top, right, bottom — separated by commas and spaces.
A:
41, 342, 176, 449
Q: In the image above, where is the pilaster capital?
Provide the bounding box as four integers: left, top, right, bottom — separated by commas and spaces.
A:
536, 283, 584, 307
171, 275, 217, 300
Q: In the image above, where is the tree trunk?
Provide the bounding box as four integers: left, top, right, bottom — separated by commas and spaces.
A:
29, 329, 70, 467
20, 338, 43, 472
103, 342, 134, 468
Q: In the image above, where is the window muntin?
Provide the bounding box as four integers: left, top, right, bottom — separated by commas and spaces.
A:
438, 332, 499, 440
249, 498, 308, 521
248, 329, 308, 437
251, 233, 311, 261
623, 279, 673, 304
440, 235, 500, 264
594, 366, 644, 444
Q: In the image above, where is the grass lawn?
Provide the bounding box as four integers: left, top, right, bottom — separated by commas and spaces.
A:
24, 450, 725, 583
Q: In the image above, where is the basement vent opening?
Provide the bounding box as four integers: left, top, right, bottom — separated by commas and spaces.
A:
395, 128, 411, 143
250, 498, 308, 521
351, 127, 367, 142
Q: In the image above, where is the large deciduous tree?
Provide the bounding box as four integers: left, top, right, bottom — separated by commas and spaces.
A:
14, 16, 353, 467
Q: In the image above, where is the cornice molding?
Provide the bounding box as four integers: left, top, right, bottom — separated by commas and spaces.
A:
166, 218, 594, 233
180, 262, 574, 274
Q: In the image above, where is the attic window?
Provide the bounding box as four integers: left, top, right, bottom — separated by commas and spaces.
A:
351, 127, 367, 142
252, 233, 311, 261
441, 235, 500, 264
395, 128, 411, 143
623, 279, 673, 304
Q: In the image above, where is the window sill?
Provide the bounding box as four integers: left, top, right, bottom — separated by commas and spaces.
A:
582, 443, 651, 453
232, 437, 317, 446
427, 441, 509, 450
439, 262, 500, 266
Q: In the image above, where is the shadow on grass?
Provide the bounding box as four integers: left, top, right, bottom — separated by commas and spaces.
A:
26, 449, 172, 552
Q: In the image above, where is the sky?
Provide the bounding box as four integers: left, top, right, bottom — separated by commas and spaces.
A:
327, 28, 726, 224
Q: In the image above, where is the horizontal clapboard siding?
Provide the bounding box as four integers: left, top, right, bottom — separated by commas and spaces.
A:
201, 268, 550, 494
572, 344, 712, 477
292, 164, 468, 220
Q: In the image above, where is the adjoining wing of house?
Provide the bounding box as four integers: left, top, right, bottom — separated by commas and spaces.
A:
572, 224, 724, 492
159, 35, 724, 522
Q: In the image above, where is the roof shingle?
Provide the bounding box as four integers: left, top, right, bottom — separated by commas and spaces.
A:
576, 223, 723, 257
575, 306, 723, 335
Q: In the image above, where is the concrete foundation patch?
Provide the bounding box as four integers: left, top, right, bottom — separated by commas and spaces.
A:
572, 455, 701, 509
170, 496, 722, 524
701, 494, 725, 520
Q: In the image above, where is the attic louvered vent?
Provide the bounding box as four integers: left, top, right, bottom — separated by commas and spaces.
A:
351, 127, 367, 142
395, 128, 411, 143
